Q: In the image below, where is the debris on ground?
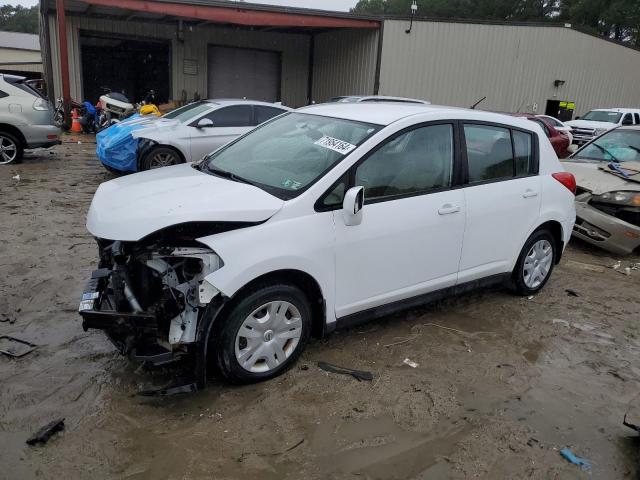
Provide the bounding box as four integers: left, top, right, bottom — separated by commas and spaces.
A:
0, 335, 38, 358
559, 447, 591, 471
11, 174, 20, 183
138, 383, 197, 397
565, 288, 580, 297
317, 361, 373, 381
403, 358, 419, 368
552, 318, 570, 327
26, 418, 65, 446
0, 314, 16, 324
612, 261, 622, 270
383, 333, 421, 347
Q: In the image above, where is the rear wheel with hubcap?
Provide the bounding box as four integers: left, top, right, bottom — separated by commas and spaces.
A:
512, 229, 556, 295
0, 132, 22, 165
142, 146, 183, 170
212, 284, 312, 383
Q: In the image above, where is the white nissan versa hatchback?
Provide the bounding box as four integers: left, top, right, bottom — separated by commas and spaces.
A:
80, 103, 576, 387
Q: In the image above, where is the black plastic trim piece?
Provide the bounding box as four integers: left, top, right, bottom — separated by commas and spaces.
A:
334, 273, 509, 331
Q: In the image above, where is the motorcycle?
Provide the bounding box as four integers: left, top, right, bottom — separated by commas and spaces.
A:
97, 88, 158, 131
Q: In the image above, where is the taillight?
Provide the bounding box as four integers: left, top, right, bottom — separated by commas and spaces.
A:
552, 172, 576, 195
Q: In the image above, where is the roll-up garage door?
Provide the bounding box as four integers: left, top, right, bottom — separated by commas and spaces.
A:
207, 46, 281, 102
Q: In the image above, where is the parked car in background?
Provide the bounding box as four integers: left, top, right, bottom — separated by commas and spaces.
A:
566, 108, 640, 146
97, 99, 290, 173
562, 125, 640, 254
327, 95, 430, 104
0, 74, 60, 165
134, 99, 291, 170
510, 113, 571, 158
536, 114, 573, 144
80, 104, 575, 386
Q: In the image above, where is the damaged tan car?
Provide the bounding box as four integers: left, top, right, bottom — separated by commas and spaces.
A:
563, 126, 640, 254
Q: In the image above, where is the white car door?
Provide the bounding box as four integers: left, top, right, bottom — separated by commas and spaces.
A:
458, 123, 541, 283
332, 123, 466, 318
189, 105, 254, 162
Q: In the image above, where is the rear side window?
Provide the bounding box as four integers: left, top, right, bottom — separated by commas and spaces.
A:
464, 124, 534, 183
622, 113, 634, 126
635, 113, 640, 124
255, 106, 286, 125
207, 105, 253, 127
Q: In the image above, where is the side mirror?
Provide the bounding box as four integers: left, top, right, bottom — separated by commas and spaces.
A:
342, 186, 364, 226
196, 118, 214, 129
567, 144, 578, 154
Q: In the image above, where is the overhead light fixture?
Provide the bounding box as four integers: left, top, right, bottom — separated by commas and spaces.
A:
405, 0, 418, 34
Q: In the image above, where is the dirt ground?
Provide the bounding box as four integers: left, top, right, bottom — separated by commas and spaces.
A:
1, 134, 640, 479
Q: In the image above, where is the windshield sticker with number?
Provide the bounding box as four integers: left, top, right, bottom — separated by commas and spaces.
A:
314, 135, 357, 155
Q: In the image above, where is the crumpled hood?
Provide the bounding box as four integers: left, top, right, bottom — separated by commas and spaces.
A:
562, 160, 640, 195
564, 119, 616, 130
87, 163, 284, 241
131, 119, 183, 141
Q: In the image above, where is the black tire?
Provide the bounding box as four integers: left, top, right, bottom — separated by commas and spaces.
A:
511, 228, 556, 296
0, 131, 23, 165
141, 146, 183, 171
211, 283, 312, 384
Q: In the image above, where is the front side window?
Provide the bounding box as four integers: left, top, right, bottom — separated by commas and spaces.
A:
572, 130, 640, 163
355, 124, 454, 201
581, 110, 622, 124
201, 112, 380, 198
207, 105, 253, 127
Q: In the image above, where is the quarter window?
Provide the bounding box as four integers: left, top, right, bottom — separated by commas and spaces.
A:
513, 130, 533, 176
622, 113, 634, 126
206, 105, 253, 127
635, 113, 640, 124
355, 124, 454, 201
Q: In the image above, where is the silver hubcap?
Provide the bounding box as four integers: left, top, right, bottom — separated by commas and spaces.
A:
149, 151, 178, 168
523, 239, 553, 289
235, 301, 303, 373
0, 136, 17, 164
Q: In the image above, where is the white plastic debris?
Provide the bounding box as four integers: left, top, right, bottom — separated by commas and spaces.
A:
12, 174, 20, 182
403, 358, 419, 368
612, 261, 621, 270
528, 295, 534, 300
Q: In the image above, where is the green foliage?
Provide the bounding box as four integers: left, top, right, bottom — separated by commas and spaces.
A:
0, 4, 39, 34
352, 0, 639, 45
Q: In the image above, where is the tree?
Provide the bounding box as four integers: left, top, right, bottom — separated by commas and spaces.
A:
0, 5, 39, 34
351, 0, 638, 45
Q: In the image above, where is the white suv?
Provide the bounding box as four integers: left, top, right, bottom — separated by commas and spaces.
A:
566, 108, 640, 145
80, 103, 576, 387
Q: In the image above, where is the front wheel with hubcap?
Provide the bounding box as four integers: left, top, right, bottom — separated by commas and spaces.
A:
212, 284, 312, 383
512, 229, 556, 295
142, 146, 183, 170
0, 132, 22, 165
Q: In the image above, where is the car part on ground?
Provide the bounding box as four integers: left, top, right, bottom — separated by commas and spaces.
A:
0, 74, 60, 165
563, 126, 640, 254
81, 103, 575, 388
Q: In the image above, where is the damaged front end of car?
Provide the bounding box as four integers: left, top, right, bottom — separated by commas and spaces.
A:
78, 223, 239, 388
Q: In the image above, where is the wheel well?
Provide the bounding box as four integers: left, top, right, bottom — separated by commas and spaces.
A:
225, 270, 326, 339
0, 124, 26, 147
140, 144, 185, 169
537, 220, 564, 264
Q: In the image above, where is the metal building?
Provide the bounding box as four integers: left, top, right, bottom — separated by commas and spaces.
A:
40, 0, 640, 118
0, 30, 43, 78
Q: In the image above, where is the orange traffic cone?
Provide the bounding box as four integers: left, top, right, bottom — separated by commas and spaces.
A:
71, 108, 82, 133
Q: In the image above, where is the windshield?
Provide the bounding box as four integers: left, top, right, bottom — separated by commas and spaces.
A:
163, 101, 214, 122
580, 110, 622, 124
200, 112, 381, 198
573, 130, 640, 163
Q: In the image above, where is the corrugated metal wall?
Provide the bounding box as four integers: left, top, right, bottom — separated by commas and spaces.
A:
379, 20, 640, 115
46, 15, 310, 106
311, 28, 379, 102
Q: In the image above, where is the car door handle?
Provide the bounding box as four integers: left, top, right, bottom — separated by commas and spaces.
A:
438, 204, 461, 215
522, 190, 539, 198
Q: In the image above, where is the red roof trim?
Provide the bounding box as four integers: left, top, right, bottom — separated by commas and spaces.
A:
80, 0, 380, 28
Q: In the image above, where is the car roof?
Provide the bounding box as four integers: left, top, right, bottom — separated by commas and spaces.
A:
336, 95, 430, 105
204, 99, 291, 109
590, 108, 640, 113
297, 103, 536, 129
